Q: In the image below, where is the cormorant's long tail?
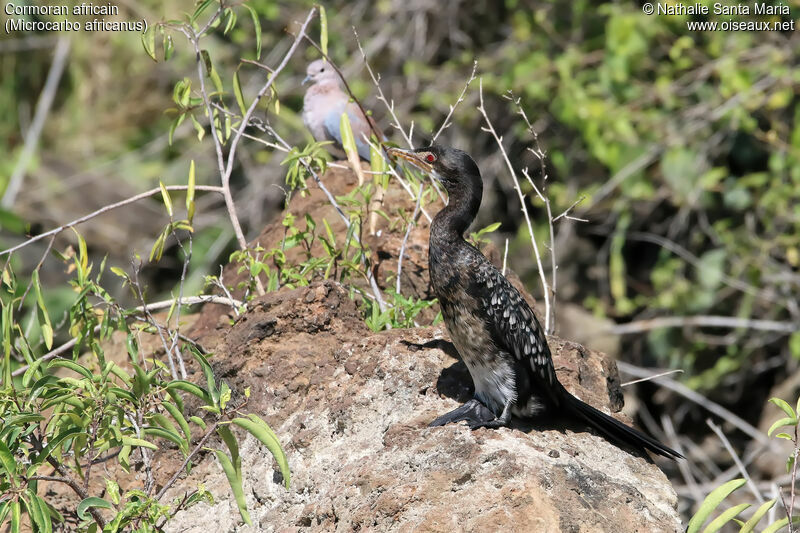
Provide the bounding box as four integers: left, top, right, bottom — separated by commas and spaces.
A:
561, 387, 683, 460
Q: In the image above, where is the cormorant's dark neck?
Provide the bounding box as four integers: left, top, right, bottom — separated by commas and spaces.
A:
431, 175, 483, 245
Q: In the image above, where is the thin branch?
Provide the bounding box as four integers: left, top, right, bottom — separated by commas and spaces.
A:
432, 60, 478, 142
617, 361, 774, 447
478, 79, 551, 332
8, 295, 238, 379
0, 185, 223, 257
610, 315, 797, 335
396, 182, 423, 294
621, 369, 684, 387
155, 420, 220, 501
706, 418, 764, 503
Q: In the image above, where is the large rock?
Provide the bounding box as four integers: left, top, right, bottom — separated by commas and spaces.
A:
168, 280, 680, 532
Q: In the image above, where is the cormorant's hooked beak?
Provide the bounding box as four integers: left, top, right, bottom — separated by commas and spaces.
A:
301, 75, 311, 85
386, 147, 434, 175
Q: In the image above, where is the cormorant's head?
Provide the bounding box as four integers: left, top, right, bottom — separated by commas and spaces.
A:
387, 144, 482, 195
302, 59, 338, 86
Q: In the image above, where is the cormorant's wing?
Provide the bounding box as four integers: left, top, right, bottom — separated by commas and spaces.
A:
472, 256, 562, 405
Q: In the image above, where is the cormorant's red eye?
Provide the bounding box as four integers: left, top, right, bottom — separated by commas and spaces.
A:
425, 154, 435, 163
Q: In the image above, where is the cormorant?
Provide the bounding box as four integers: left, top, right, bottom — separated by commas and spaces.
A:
387, 144, 682, 460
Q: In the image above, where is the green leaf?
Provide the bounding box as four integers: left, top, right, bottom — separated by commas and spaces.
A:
47, 359, 93, 380
191, 0, 214, 22
141, 27, 156, 61
242, 4, 261, 59
159, 181, 174, 217
339, 112, 359, 162
163, 33, 174, 61
120, 437, 158, 450
767, 417, 796, 437
201, 50, 223, 93
26, 490, 52, 533
143, 426, 187, 452
212, 442, 252, 525
76, 497, 113, 521
700, 502, 749, 533
191, 351, 218, 406
319, 5, 328, 58
163, 401, 192, 448
36, 428, 83, 466
770, 397, 796, 419
687, 478, 746, 533
10, 500, 20, 533
32, 270, 53, 349
0, 440, 17, 480
232, 415, 290, 488
740, 498, 775, 533
233, 71, 247, 117
166, 380, 213, 404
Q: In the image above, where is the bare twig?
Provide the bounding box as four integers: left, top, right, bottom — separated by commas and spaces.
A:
621, 369, 684, 387
396, 181, 423, 294
502, 238, 509, 276
7, 294, 238, 379
706, 418, 764, 503
661, 414, 702, 505
432, 60, 478, 141
610, 315, 797, 335
3, 37, 71, 208
155, 420, 220, 501
617, 361, 774, 447
0, 185, 223, 257
478, 79, 551, 332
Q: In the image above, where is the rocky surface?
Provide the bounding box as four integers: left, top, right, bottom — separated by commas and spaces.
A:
166, 280, 681, 532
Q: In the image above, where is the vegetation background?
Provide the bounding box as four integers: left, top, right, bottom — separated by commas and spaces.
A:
1, 0, 799, 530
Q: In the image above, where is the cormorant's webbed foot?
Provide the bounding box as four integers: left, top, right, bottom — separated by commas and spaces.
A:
429, 399, 499, 429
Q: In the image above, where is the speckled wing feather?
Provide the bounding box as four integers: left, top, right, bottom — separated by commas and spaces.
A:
472, 255, 563, 406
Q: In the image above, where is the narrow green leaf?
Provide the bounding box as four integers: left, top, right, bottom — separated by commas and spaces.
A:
762, 516, 800, 533
319, 5, 328, 58
213, 448, 252, 526
0, 502, 10, 528
143, 426, 187, 452
141, 27, 156, 61
768, 416, 796, 437
201, 50, 224, 93
0, 440, 17, 480
166, 380, 213, 405
120, 436, 158, 450
687, 478, 746, 533
190, 416, 207, 430
233, 71, 247, 117
36, 428, 83, 466
740, 498, 776, 533
10, 500, 20, 533
76, 497, 113, 521
242, 4, 261, 59
32, 270, 53, 349
163, 401, 192, 447
47, 359, 93, 380
191, 0, 214, 22
232, 415, 289, 488
163, 33, 174, 61
159, 181, 174, 217
339, 113, 358, 162
26, 491, 52, 533
770, 398, 796, 419
700, 502, 749, 533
